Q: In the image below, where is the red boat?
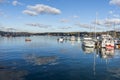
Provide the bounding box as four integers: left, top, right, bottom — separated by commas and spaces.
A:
106, 45, 114, 49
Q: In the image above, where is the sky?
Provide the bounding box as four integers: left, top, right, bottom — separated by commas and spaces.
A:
0, 0, 120, 32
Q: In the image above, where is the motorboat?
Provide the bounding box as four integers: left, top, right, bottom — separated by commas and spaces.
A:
82, 37, 95, 48
57, 37, 64, 42
83, 40, 95, 48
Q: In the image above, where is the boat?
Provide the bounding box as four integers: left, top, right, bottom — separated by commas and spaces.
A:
70, 36, 76, 41
57, 37, 64, 42
105, 38, 114, 49
25, 38, 31, 41
82, 37, 95, 48
114, 39, 120, 49
83, 40, 95, 48
100, 34, 114, 48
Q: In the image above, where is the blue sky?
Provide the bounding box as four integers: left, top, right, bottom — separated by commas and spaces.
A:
0, 0, 120, 32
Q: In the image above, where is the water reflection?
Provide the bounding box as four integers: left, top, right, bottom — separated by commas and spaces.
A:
70, 40, 76, 46
24, 54, 58, 66
0, 69, 27, 80
108, 68, 120, 79
82, 46, 95, 54
0, 36, 120, 80
99, 48, 115, 59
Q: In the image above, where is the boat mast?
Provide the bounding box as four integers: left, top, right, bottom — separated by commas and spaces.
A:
114, 22, 116, 39
95, 12, 98, 39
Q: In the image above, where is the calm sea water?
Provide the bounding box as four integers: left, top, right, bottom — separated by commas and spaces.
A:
0, 36, 120, 80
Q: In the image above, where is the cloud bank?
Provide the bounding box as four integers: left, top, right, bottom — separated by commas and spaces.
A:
60, 19, 70, 23
12, 0, 23, 6
26, 23, 51, 28
23, 4, 61, 16
109, 0, 120, 6
93, 18, 120, 26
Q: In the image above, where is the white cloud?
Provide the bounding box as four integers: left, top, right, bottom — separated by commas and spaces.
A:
23, 4, 61, 16
26, 23, 51, 28
60, 19, 70, 23
23, 10, 38, 16
0, 24, 16, 32
113, 14, 120, 18
109, 0, 120, 6
75, 22, 103, 30
75, 23, 91, 28
59, 26, 72, 30
105, 18, 120, 25
93, 18, 120, 26
92, 20, 104, 25
109, 10, 114, 14
12, 0, 22, 6
73, 15, 79, 18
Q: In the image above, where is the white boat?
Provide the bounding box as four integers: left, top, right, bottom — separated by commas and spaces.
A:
57, 37, 64, 42
83, 37, 92, 41
83, 40, 95, 47
82, 37, 95, 47
70, 36, 76, 41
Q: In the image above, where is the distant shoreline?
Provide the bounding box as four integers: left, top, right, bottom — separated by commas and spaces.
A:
0, 30, 120, 38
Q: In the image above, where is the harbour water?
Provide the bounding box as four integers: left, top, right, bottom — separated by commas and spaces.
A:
0, 36, 120, 80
